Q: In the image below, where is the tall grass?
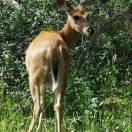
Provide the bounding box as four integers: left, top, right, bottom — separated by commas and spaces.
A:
0, 76, 131, 132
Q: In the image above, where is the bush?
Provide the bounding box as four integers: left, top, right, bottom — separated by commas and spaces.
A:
0, 0, 131, 131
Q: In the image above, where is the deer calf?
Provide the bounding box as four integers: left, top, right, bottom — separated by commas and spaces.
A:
25, 0, 94, 132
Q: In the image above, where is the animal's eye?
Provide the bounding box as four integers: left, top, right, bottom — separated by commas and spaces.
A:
73, 15, 81, 21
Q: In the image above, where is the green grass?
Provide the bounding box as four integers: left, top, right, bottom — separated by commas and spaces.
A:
0, 91, 131, 132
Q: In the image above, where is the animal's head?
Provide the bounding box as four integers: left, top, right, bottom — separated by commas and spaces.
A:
57, 0, 95, 35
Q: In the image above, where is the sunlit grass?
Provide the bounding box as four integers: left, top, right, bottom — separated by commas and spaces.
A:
0, 94, 131, 132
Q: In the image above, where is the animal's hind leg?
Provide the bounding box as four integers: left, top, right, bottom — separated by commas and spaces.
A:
54, 88, 62, 132
28, 76, 41, 132
37, 63, 49, 131
36, 82, 46, 131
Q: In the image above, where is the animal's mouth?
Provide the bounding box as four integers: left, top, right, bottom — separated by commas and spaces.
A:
74, 26, 95, 36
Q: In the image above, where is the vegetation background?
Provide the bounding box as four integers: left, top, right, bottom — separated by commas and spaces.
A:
0, 0, 131, 131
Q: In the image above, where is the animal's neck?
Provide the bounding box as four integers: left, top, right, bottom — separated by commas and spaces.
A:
58, 18, 81, 49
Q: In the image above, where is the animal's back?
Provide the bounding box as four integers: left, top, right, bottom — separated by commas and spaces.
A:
27, 31, 66, 53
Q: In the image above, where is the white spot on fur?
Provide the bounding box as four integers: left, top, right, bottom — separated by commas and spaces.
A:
54, 93, 61, 110
83, 27, 89, 34
52, 81, 59, 92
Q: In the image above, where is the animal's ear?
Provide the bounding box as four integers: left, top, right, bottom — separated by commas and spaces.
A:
80, 0, 90, 10
57, 0, 73, 13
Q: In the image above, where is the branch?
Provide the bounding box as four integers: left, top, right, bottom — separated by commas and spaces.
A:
80, 0, 91, 5
91, 9, 132, 44
3, 0, 20, 9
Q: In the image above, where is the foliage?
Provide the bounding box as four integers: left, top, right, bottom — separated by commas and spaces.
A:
0, 0, 131, 131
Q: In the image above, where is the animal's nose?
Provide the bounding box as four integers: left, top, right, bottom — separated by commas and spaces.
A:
87, 27, 95, 35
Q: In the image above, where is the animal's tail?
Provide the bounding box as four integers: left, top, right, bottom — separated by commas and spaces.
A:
48, 46, 63, 92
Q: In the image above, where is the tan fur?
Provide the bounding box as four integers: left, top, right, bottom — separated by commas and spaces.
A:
26, 4, 90, 132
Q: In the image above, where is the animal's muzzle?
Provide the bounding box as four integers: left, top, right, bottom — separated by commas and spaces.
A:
87, 27, 95, 35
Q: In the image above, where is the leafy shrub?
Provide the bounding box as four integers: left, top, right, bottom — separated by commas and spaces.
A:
0, 0, 131, 131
